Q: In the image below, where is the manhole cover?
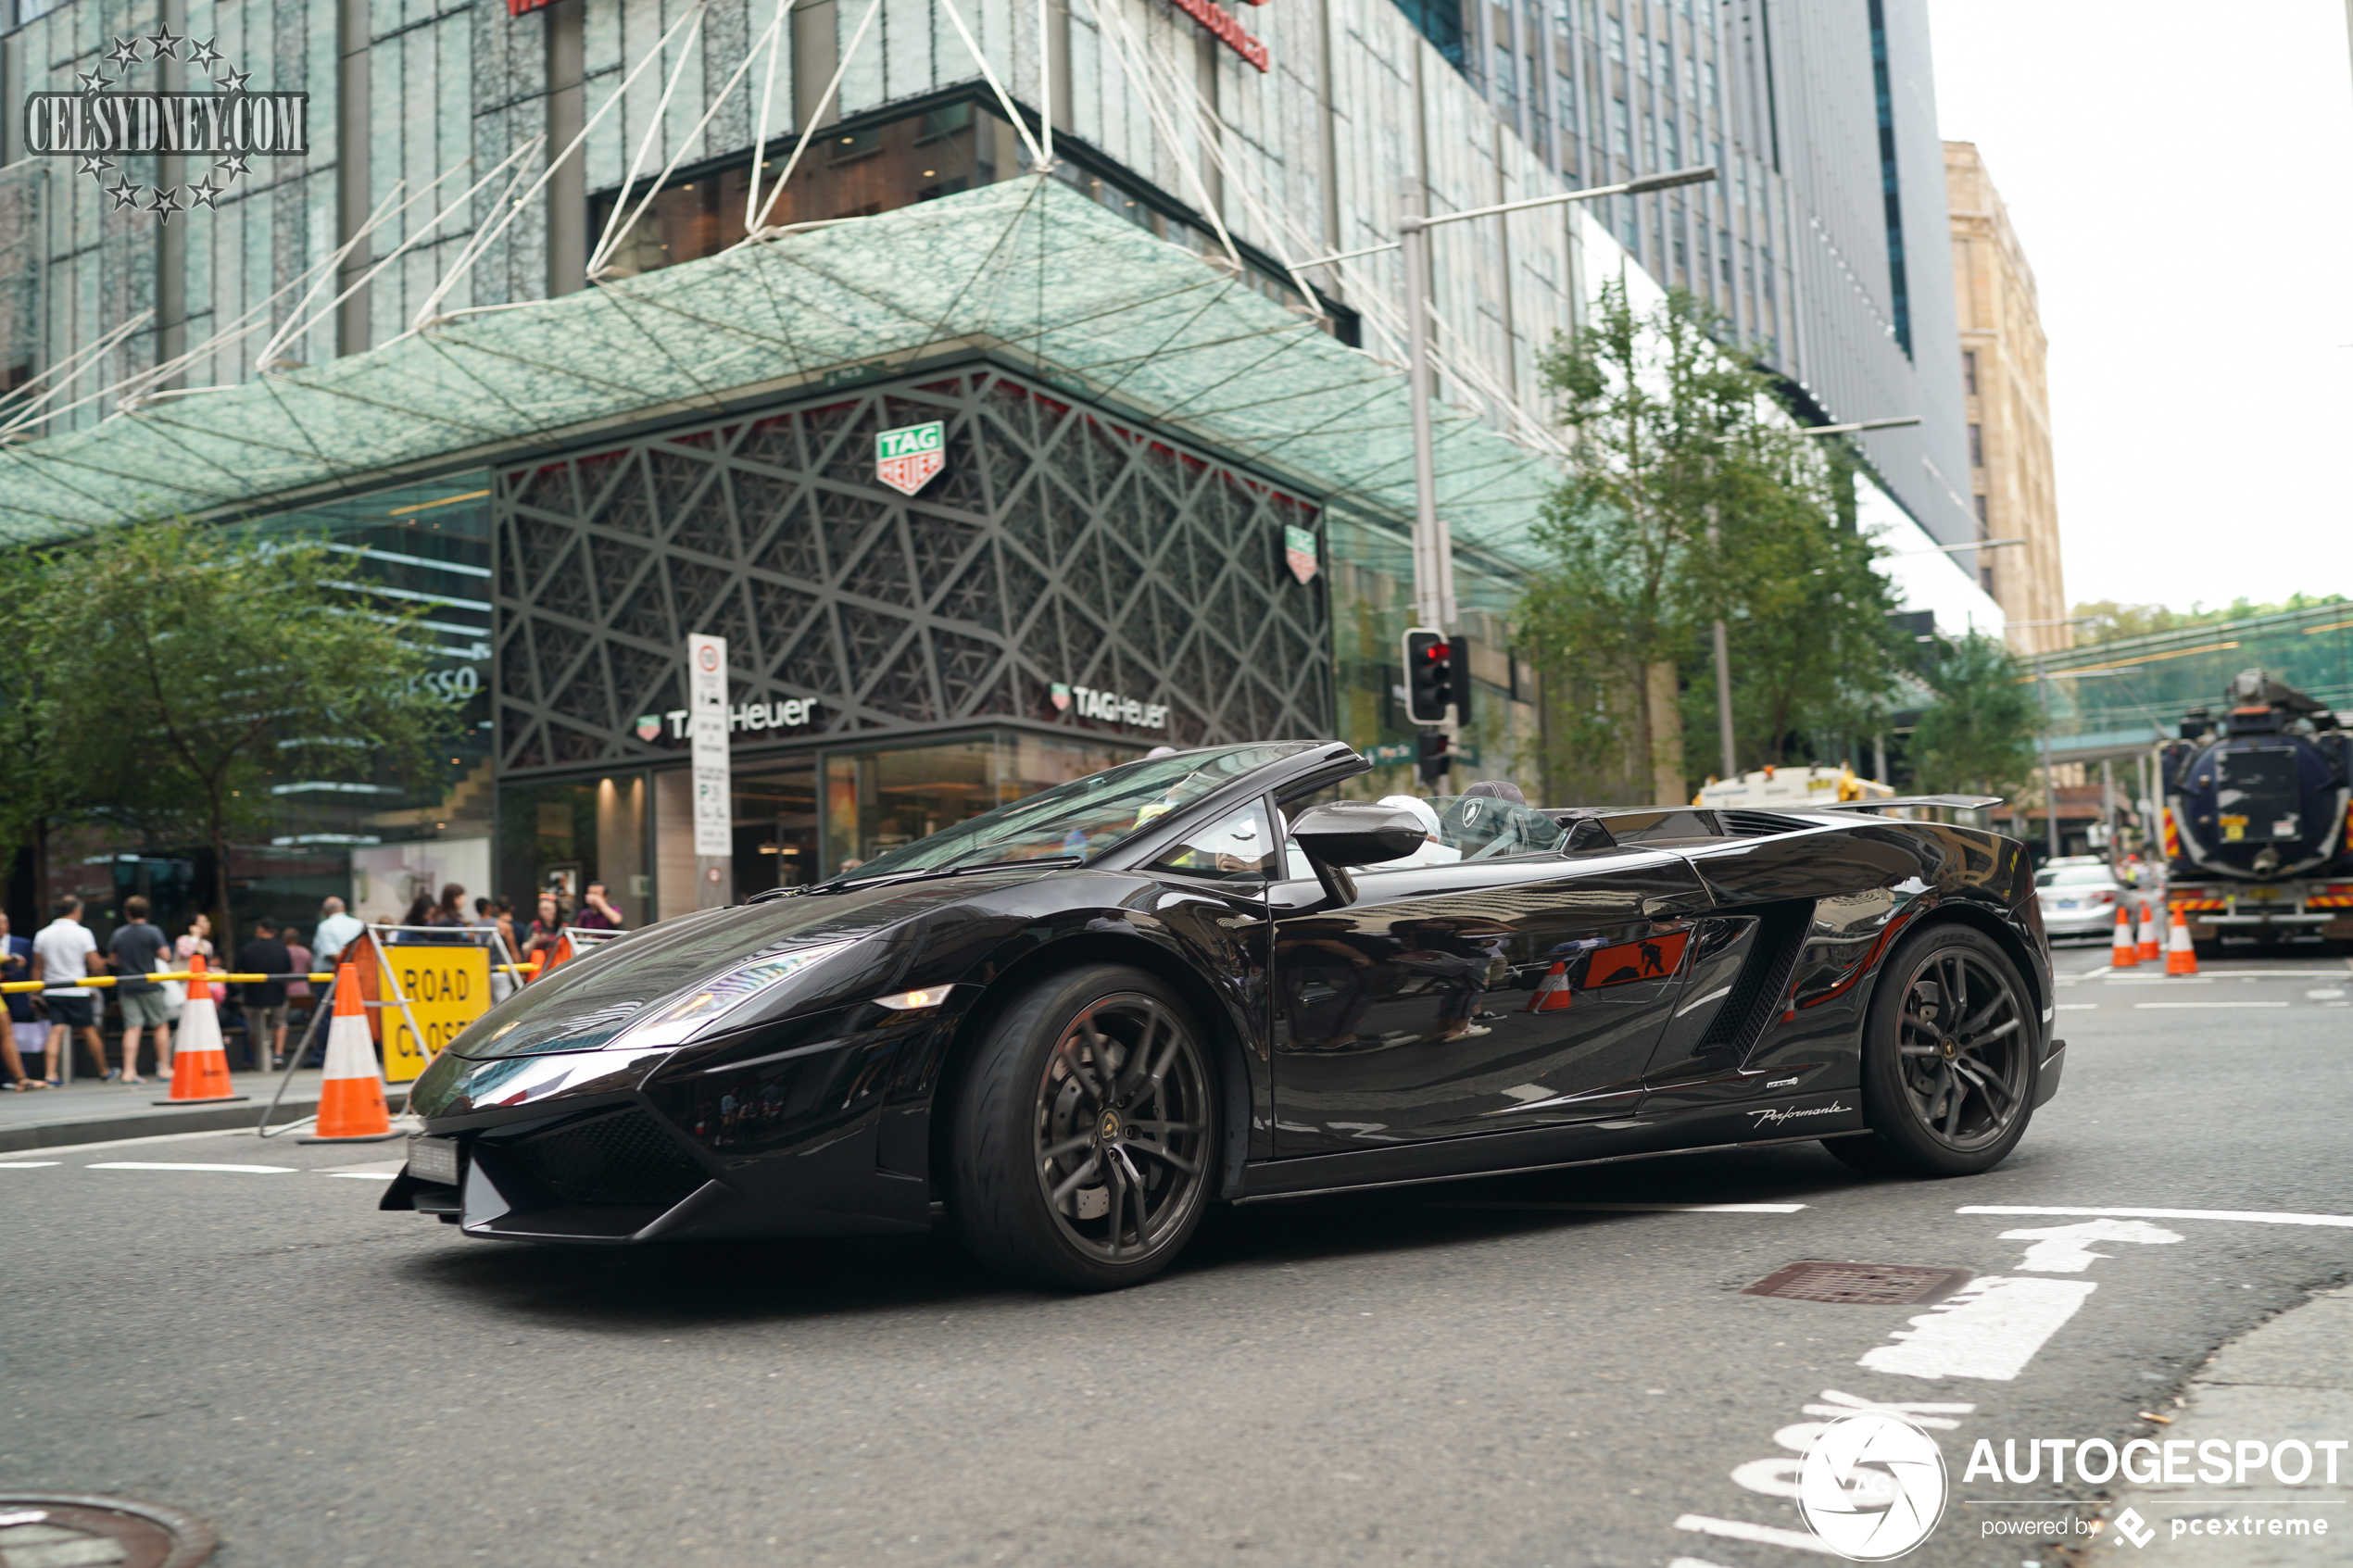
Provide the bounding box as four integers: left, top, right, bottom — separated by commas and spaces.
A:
1743, 1260, 1973, 1306
0, 1495, 215, 1568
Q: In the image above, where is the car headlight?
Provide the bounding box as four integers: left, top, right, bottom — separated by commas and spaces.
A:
600, 939, 860, 1052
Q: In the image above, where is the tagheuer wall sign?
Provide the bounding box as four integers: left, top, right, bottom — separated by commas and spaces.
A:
1172, 0, 1270, 70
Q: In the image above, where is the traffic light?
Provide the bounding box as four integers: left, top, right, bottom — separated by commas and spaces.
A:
1403, 628, 1453, 723
1416, 729, 1451, 784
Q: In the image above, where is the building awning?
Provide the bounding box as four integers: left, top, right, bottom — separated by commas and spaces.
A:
0, 175, 1560, 562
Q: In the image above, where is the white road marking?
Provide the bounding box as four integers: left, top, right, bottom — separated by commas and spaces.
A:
1673, 1515, 1838, 1556
2308, 989, 2346, 1000
324, 1171, 400, 1180
0, 1126, 253, 1159
1856, 1276, 2098, 1381
1668, 1559, 1737, 1568
2100, 976, 2209, 985
0, 1160, 60, 1168
2000, 1219, 2183, 1273
318, 1159, 406, 1177
1412, 1212, 1797, 1222
2056, 1003, 2098, 1010
2132, 1001, 2289, 1009
85, 1161, 296, 1174
1960, 1204, 2353, 1229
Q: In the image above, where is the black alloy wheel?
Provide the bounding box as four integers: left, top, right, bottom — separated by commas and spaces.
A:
1828, 922, 2038, 1177
947, 965, 1217, 1290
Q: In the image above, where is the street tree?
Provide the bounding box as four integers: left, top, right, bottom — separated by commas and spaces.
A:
1908, 633, 2037, 798
1521, 282, 1901, 801
31, 519, 459, 947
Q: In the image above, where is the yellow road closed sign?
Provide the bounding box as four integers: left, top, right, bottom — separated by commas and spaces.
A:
381, 944, 492, 1083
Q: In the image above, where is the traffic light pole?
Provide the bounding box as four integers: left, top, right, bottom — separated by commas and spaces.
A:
1398, 178, 1454, 637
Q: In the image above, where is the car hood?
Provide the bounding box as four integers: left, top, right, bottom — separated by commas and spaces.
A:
447, 867, 1062, 1060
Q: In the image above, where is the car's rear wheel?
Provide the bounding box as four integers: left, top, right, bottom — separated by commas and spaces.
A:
946, 964, 1216, 1290
1825, 922, 2037, 1178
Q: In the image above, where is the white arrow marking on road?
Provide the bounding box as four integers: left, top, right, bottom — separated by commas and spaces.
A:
1857, 1277, 2099, 1381
1960, 1205, 2353, 1229
2000, 1218, 2184, 1273
1426, 1201, 1806, 1213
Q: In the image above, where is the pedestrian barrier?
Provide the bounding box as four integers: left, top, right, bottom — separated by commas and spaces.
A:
157, 957, 245, 1105
2136, 900, 2161, 964
299, 963, 397, 1144
2109, 907, 2139, 968
2165, 906, 2199, 975
0, 965, 537, 994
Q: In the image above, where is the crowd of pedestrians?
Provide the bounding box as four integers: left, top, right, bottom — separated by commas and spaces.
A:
2, 882, 626, 1089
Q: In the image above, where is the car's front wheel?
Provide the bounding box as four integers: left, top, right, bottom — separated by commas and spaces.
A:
945, 965, 1217, 1290
1825, 922, 2038, 1178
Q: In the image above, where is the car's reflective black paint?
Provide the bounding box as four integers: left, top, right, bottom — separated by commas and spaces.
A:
384, 744, 2058, 1246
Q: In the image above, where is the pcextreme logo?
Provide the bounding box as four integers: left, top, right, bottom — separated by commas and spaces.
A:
1798, 1413, 1947, 1561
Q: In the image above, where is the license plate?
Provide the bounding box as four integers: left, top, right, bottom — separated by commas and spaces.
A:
408, 1135, 462, 1186
2243, 887, 2283, 902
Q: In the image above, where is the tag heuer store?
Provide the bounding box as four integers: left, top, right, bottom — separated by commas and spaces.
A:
487, 360, 1335, 920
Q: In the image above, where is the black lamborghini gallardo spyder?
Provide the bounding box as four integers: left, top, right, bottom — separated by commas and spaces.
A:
385, 741, 2061, 1289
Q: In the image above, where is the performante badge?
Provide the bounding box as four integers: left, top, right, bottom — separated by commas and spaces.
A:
635, 713, 661, 742
1284, 524, 1319, 584
875, 420, 945, 496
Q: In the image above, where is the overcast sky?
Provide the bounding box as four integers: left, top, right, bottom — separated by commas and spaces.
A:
1925, 1, 2353, 611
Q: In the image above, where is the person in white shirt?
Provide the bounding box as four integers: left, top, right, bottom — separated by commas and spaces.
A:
312, 897, 365, 966
31, 898, 109, 1083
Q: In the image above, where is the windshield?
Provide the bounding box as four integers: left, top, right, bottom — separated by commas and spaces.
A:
838, 744, 1315, 881
2035, 866, 2117, 888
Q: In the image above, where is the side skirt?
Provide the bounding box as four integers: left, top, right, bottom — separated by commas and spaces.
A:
1233, 1090, 1865, 1203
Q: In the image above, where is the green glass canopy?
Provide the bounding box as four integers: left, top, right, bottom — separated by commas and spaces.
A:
0, 175, 1559, 561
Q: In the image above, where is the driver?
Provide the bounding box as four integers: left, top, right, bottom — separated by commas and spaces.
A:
1377, 796, 1462, 869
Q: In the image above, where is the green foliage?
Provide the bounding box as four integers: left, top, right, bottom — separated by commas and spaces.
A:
1518, 282, 1903, 797
18, 519, 458, 944
2071, 594, 2347, 645
1909, 633, 2037, 799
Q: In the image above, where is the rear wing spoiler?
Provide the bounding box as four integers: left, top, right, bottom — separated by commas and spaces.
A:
1811, 794, 2003, 814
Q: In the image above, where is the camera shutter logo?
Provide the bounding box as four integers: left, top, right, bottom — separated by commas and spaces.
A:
20, 30, 308, 220
1798, 1411, 1947, 1561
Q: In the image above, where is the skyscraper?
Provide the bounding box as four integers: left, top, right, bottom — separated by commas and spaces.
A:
1449, 0, 1978, 558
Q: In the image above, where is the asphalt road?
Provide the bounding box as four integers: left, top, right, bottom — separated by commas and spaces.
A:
6, 945, 2350, 1568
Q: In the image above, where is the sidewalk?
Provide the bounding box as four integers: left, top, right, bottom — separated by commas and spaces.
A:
0, 1068, 345, 1152
2096, 1286, 2353, 1561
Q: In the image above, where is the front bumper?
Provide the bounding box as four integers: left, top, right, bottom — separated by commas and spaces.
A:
381, 1003, 967, 1243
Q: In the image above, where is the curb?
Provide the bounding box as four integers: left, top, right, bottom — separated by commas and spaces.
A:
2088, 1284, 2353, 1559
0, 1099, 312, 1153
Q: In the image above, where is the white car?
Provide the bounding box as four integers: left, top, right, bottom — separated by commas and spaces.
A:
2035, 864, 2131, 939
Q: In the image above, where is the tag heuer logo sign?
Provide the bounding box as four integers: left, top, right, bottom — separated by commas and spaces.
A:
1284, 524, 1318, 584
875, 421, 945, 496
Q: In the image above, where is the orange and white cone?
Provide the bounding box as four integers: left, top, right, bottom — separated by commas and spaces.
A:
1526, 960, 1574, 1013
156, 955, 245, 1105
2165, 906, 2199, 975
299, 963, 397, 1143
2109, 905, 2139, 968
2136, 900, 2162, 964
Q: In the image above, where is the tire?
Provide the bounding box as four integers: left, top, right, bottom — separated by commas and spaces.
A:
1824, 922, 2038, 1178
945, 964, 1218, 1291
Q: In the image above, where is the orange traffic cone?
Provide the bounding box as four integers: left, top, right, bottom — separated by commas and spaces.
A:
2165, 906, 2199, 975
156, 955, 246, 1104
2136, 900, 2162, 964
1526, 960, 1574, 1012
2109, 906, 2139, 968
300, 963, 397, 1143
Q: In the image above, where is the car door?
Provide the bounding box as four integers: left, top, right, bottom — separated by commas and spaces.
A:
1267, 835, 1711, 1157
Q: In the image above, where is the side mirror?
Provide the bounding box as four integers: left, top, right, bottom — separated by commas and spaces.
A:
1292, 800, 1428, 866
1290, 800, 1428, 909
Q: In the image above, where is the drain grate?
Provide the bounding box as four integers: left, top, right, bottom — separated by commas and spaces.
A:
0, 1493, 215, 1567
1743, 1260, 1974, 1306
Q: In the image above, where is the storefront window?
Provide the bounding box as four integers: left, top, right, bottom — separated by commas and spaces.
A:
494, 774, 648, 928
822, 732, 1139, 872
732, 763, 820, 901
